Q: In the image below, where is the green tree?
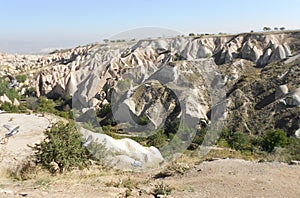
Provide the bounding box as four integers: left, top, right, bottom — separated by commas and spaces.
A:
261, 129, 289, 152
263, 27, 271, 31
32, 122, 91, 173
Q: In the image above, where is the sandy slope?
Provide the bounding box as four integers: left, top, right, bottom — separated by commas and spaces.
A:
169, 159, 300, 197
0, 113, 58, 175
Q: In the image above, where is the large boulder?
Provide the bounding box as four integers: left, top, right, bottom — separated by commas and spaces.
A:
295, 128, 300, 138
275, 85, 289, 99
287, 88, 300, 106
81, 128, 163, 170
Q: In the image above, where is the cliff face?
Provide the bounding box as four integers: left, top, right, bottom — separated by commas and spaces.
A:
0, 31, 299, 136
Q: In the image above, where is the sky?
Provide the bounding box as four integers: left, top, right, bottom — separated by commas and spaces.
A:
0, 0, 299, 54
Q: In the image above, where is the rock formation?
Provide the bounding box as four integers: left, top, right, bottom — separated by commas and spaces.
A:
0, 31, 299, 138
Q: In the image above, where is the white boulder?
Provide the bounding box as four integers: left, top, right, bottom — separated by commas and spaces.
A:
81, 128, 163, 170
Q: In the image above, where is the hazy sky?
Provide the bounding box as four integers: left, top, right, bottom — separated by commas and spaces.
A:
1, 0, 299, 54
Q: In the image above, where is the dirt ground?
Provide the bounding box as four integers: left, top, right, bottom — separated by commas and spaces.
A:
0, 114, 299, 197
0, 158, 299, 198
0, 113, 62, 176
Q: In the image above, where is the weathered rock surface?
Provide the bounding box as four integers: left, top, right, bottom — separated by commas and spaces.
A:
81, 128, 163, 170
0, 94, 12, 104
0, 32, 295, 102
0, 31, 299, 137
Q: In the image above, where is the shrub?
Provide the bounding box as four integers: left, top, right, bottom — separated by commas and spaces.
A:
31, 121, 91, 173
116, 79, 131, 91
58, 111, 70, 119
192, 128, 206, 145
165, 119, 180, 135
152, 181, 173, 197
98, 104, 111, 118
26, 96, 73, 119
0, 102, 19, 113
87, 140, 108, 164
15, 74, 27, 83
0, 79, 20, 100
261, 129, 289, 152
36, 96, 57, 113
229, 132, 252, 151
219, 129, 232, 140
25, 87, 37, 97
216, 130, 231, 148
286, 137, 300, 160
137, 115, 149, 125
147, 129, 168, 148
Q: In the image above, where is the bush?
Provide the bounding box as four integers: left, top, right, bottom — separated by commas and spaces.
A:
32, 121, 91, 173
26, 96, 73, 119
0, 102, 19, 113
192, 129, 206, 145
216, 129, 232, 148
117, 79, 131, 91
0, 79, 20, 100
25, 87, 37, 97
152, 181, 173, 197
137, 115, 149, 125
286, 137, 300, 160
261, 129, 289, 152
165, 119, 180, 135
229, 132, 252, 151
15, 74, 27, 83
147, 129, 168, 148
36, 96, 57, 113
98, 104, 111, 118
